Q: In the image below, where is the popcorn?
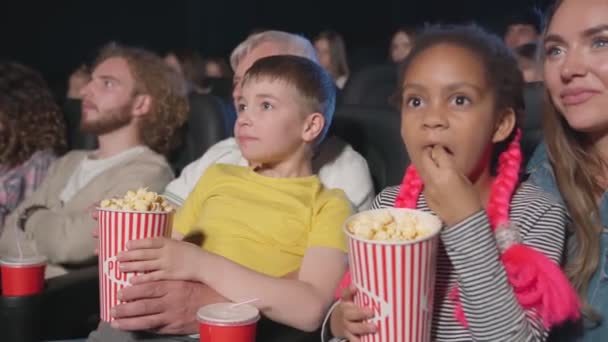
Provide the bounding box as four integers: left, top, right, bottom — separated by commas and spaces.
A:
346, 210, 431, 242
99, 188, 173, 212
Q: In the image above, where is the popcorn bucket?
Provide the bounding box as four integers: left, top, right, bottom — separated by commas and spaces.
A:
344, 208, 442, 342
97, 208, 173, 322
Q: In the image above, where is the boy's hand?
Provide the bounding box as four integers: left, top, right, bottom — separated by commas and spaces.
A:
418, 145, 483, 227
117, 238, 204, 283
330, 286, 377, 341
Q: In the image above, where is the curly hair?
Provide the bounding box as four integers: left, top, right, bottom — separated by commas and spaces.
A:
93, 43, 189, 155
0, 61, 66, 168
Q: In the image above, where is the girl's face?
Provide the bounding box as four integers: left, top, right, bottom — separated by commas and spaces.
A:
400, 43, 515, 181
543, 0, 608, 136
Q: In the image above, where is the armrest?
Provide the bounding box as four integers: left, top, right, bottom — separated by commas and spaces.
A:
41, 265, 100, 340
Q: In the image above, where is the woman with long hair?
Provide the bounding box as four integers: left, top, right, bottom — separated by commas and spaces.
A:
314, 30, 350, 89
527, 0, 608, 339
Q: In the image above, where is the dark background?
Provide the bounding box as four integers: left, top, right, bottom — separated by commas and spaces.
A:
0, 0, 552, 91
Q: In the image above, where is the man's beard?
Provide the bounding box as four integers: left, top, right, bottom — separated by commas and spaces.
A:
80, 102, 133, 135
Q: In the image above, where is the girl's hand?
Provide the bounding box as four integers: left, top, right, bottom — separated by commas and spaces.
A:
117, 238, 205, 284
330, 286, 377, 342
418, 145, 483, 226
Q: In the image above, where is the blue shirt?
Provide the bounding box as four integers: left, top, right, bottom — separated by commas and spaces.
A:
528, 142, 608, 342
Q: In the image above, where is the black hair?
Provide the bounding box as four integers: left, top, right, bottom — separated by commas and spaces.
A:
505, 7, 543, 34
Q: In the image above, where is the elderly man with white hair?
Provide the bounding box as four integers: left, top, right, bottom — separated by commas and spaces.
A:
84, 31, 373, 342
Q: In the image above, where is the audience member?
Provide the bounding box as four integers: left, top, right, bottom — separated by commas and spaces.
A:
0, 43, 188, 278
527, 0, 608, 339
0, 61, 66, 230
503, 8, 541, 49
390, 27, 416, 63
514, 42, 542, 83
203, 57, 232, 78
164, 49, 208, 94
67, 64, 91, 99
314, 30, 350, 89
327, 24, 575, 342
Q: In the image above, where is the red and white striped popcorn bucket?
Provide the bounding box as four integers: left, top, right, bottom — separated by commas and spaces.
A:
344, 208, 442, 342
97, 208, 173, 322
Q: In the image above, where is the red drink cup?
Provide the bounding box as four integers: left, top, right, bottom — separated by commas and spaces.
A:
344, 208, 442, 342
197, 303, 260, 342
97, 208, 173, 322
0, 255, 47, 296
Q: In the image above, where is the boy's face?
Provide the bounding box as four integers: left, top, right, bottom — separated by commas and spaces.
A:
400, 44, 514, 181
235, 77, 322, 165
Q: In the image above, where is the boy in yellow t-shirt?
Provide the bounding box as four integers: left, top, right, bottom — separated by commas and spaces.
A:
118, 55, 353, 332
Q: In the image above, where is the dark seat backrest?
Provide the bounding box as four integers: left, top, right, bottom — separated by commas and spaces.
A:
341, 64, 398, 108
169, 93, 228, 175
331, 105, 409, 193
521, 81, 544, 165
62, 99, 98, 151
203, 77, 233, 102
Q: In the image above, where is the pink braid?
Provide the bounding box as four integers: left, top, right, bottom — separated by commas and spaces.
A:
450, 129, 580, 328
394, 165, 423, 209
486, 129, 522, 229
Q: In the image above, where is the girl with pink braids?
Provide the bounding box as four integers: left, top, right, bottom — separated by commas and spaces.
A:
322, 25, 580, 342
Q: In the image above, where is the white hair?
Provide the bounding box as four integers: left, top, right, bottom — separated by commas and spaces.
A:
230, 30, 318, 70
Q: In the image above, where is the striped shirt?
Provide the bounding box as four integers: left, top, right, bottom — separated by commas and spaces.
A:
323, 182, 568, 341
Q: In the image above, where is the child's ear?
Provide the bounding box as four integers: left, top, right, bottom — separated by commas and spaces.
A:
302, 112, 325, 143
492, 108, 516, 143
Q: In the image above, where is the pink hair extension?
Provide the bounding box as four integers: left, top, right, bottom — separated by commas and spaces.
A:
486, 129, 523, 230
394, 165, 424, 209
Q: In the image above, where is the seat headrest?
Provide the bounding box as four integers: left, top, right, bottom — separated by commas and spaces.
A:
62, 99, 98, 150
341, 64, 399, 108
523, 81, 544, 130
332, 105, 409, 192
169, 93, 229, 175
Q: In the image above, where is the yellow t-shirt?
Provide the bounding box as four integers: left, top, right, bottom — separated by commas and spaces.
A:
174, 164, 352, 277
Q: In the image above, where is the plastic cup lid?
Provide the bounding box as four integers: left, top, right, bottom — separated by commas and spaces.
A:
0, 255, 47, 267
197, 303, 260, 326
